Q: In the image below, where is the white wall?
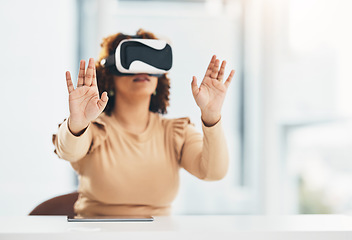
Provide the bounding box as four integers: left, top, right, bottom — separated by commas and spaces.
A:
0, 0, 77, 215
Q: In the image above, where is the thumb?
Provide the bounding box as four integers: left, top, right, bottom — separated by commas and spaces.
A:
97, 91, 109, 111
191, 76, 199, 97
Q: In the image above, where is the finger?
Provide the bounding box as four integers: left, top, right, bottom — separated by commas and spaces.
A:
92, 62, 98, 87
191, 76, 199, 97
210, 59, 220, 79
84, 58, 95, 86
204, 55, 216, 78
224, 70, 235, 89
97, 91, 109, 111
77, 60, 85, 87
217, 61, 226, 82
65, 71, 74, 94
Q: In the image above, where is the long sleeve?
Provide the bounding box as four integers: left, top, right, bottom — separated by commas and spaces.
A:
179, 119, 229, 181
52, 119, 93, 162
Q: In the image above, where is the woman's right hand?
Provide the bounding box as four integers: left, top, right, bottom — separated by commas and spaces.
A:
65, 58, 108, 135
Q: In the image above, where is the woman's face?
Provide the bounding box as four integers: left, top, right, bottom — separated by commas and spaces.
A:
113, 74, 158, 98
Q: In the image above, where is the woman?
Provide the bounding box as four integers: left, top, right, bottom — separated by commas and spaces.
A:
53, 29, 235, 217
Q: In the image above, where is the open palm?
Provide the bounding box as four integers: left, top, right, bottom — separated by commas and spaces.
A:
191, 55, 235, 126
66, 58, 108, 134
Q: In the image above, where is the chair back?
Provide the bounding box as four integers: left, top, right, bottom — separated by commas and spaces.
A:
29, 192, 78, 216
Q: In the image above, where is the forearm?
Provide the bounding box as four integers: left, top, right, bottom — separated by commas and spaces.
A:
180, 119, 229, 181
54, 119, 92, 162
199, 119, 229, 180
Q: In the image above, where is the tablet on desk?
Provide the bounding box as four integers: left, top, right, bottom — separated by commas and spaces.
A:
67, 215, 154, 222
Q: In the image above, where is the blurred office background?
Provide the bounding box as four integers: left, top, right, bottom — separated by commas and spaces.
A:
0, 0, 352, 216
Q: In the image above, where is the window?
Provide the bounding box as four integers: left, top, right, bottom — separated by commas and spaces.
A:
246, 0, 352, 214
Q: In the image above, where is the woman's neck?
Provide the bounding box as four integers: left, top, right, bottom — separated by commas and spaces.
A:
112, 94, 151, 134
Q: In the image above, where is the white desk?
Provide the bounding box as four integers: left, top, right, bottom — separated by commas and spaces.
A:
0, 215, 351, 240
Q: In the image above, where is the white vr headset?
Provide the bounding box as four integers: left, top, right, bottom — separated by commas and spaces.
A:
100, 39, 173, 76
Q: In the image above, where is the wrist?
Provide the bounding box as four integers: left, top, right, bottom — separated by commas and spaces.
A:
68, 117, 90, 136
201, 111, 221, 127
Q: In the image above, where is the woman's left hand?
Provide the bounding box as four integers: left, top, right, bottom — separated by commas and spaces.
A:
191, 55, 235, 126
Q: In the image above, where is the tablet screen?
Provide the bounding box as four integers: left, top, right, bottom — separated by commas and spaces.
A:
67, 215, 154, 222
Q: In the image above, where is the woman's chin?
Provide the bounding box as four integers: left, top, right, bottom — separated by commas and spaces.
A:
127, 90, 155, 98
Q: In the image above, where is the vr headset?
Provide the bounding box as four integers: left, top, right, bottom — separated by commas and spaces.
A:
100, 39, 173, 76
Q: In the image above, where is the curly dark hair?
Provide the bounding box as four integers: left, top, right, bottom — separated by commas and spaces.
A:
95, 29, 170, 116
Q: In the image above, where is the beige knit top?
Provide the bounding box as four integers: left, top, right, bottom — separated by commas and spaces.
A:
52, 112, 229, 216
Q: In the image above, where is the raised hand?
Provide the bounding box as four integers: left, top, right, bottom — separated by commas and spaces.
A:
191, 55, 235, 126
66, 58, 108, 135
